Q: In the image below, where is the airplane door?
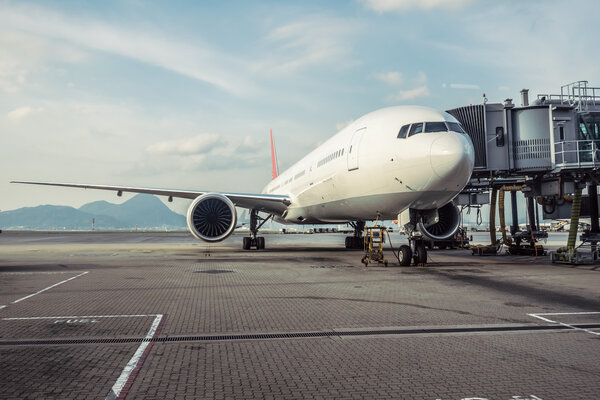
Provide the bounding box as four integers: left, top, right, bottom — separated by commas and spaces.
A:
347, 128, 366, 171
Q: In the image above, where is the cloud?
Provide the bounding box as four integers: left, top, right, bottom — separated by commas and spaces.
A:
6, 106, 43, 121
362, 0, 475, 13
235, 136, 264, 153
181, 153, 266, 172
335, 120, 355, 131
0, 28, 88, 93
0, 4, 253, 96
389, 85, 430, 101
145, 133, 269, 172
449, 83, 481, 90
379, 71, 429, 102
258, 15, 360, 75
424, 3, 600, 94
146, 134, 224, 156
374, 71, 403, 86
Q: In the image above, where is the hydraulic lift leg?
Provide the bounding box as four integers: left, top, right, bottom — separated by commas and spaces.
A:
527, 196, 536, 234
535, 201, 540, 231
510, 190, 519, 236
589, 183, 599, 233
588, 183, 599, 258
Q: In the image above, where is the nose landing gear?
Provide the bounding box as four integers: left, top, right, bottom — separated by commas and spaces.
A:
412, 240, 428, 266
396, 239, 427, 266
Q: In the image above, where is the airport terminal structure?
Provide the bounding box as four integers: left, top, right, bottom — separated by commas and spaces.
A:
449, 81, 600, 263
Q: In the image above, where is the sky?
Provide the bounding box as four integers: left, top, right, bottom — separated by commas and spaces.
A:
2, 0, 600, 216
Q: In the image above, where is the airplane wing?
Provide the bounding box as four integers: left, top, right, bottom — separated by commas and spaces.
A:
11, 180, 291, 215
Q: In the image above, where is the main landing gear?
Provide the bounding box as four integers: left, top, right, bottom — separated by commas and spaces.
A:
345, 221, 365, 249
397, 238, 428, 266
243, 209, 272, 250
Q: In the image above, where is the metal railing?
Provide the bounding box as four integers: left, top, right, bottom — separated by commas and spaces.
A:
538, 81, 600, 112
554, 139, 600, 169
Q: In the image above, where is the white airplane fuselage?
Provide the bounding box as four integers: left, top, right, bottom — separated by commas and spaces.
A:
263, 106, 475, 224
11, 105, 475, 249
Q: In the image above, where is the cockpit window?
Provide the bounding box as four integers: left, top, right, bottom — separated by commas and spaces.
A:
397, 124, 410, 139
405, 121, 466, 137
424, 122, 448, 133
408, 122, 423, 137
446, 121, 466, 134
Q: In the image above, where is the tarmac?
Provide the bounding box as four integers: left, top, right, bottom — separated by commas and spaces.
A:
1, 231, 599, 400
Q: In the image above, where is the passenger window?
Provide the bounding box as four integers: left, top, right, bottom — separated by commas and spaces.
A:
397, 124, 410, 139
408, 123, 423, 137
424, 122, 448, 133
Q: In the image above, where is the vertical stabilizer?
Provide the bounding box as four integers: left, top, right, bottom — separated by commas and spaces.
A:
270, 129, 279, 180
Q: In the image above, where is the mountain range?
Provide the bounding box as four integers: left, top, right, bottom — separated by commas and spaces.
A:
0, 194, 187, 230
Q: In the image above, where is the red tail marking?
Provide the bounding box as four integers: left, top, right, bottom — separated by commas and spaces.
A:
270, 129, 279, 180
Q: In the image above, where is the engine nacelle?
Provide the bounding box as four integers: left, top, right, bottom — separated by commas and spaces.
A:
186, 193, 237, 242
416, 202, 460, 241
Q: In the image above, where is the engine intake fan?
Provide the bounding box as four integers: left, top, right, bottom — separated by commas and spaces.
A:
416, 202, 460, 241
187, 193, 237, 242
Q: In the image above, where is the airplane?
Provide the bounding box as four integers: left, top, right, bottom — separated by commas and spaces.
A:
12, 105, 475, 265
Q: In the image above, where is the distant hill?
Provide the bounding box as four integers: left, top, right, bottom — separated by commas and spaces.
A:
0, 194, 187, 230
79, 195, 186, 228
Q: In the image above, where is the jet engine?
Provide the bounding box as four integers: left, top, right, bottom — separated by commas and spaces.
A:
186, 193, 237, 242
416, 202, 460, 241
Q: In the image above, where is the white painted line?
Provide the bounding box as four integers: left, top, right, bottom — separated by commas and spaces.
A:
0, 271, 81, 275
528, 312, 600, 336
528, 314, 556, 324
106, 314, 163, 400
3, 314, 161, 321
9, 271, 88, 305
2, 313, 164, 399
531, 312, 600, 316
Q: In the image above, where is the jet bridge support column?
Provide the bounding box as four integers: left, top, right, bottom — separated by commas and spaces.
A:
586, 182, 599, 259
588, 183, 599, 233
527, 197, 536, 234
510, 191, 519, 236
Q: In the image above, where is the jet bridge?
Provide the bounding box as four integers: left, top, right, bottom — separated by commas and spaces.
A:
447, 81, 600, 262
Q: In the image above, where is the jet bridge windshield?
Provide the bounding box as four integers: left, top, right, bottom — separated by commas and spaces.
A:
578, 112, 600, 140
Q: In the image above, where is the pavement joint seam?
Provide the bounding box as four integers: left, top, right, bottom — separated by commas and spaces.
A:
2, 323, 598, 346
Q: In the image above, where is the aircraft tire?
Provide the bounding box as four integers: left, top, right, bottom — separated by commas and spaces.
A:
356, 237, 364, 249
243, 237, 250, 250
399, 245, 412, 266
258, 237, 265, 250
414, 243, 427, 265
346, 236, 362, 249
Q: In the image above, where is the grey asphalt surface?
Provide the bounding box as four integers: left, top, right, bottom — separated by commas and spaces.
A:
1, 231, 599, 400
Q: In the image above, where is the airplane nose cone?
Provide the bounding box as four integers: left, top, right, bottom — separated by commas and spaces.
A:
430, 134, 474, 181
